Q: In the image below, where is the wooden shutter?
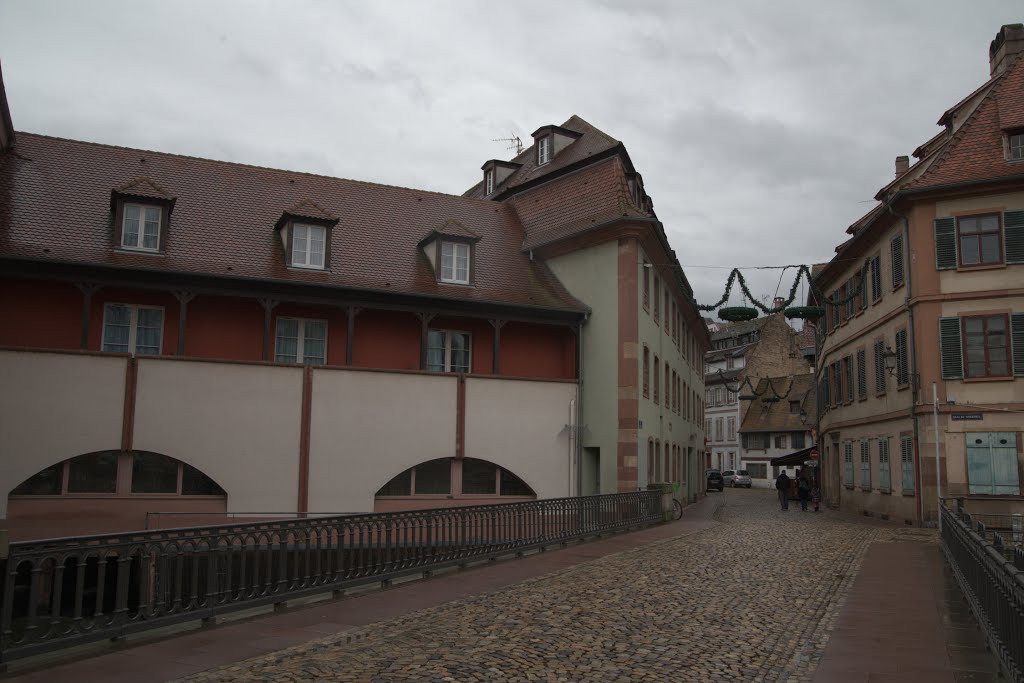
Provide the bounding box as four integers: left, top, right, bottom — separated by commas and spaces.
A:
939, 317, 964, 379
895, 328, 908, 386
856, 349, 867, 399
1012, 312, 1024, 377
1005, 210, 1024, 264
934, 217, 957, 270
873, 340, 887, 395
870, 255, 882, 301
891, 234, 905, 286
859, 268, 868, 310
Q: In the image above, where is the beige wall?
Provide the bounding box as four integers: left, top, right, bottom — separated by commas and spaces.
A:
308, 369, 456, 513
0, 351, 128, 517
133, 359, 304, 514
464, 376, 577, 500
829, 418, 917, 524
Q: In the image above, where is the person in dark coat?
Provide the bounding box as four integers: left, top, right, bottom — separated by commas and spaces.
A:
774, 471, 790, 511
797, 475, 812, 511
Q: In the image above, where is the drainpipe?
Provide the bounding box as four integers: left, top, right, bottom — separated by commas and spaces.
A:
576, 318, 585, 495
887, 204, 924, 525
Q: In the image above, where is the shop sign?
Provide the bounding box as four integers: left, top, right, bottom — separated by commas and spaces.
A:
951, 413, 983, 421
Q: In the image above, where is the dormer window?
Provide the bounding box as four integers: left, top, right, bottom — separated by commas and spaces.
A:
441, 241, 470, 284
485, 168, 495, 195
1009, 130, 1024, 161
537, 136, 552, 165
292, 223, 326, 269
111, 178, 175, 254
121, 203, 161, 251
274, 200, 338, 271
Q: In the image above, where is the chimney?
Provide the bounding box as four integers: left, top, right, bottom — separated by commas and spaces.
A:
894, 155, 909, 177
773, 297, 786, 311
990, 23, 1024, 77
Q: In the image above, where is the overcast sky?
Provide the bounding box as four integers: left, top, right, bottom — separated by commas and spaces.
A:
1, 1, 1019, 315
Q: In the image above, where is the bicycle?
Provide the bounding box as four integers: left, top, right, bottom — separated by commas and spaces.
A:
672, 497, 683, 520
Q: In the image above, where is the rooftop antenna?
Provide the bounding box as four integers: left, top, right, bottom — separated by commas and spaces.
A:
492, 133, 523, 155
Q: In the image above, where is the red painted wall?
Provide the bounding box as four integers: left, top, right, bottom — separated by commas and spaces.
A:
352, 310, 420, 370
188, 295, 264, 361
501, 322, 575, 379
0, 277, 578, 380
0, 278, 81, 349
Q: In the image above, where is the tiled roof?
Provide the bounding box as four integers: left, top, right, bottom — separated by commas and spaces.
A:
709, 316, 770, 342
904, 54, 1024, 191
510, 156, 649, 250
738, 374, 817, 433
797, 323, 817, 351
115, 177, 175, 202
0, 133, 586, 314
464, 116, 622, 200
704, 344, 753, 362
705, 368, 741, 384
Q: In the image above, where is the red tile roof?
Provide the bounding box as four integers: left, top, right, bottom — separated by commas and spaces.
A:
904, 54, 1024, 191
510, 156, 649, 250
0, 133, 586, 315
464, 115, 622, 200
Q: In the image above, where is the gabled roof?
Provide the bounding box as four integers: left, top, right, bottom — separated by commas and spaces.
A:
904, 53, 1024, 191
738, 374, 816, 433
464, 115, 623, 200
0, 133, 586, 316
281, 198, 338, 223
418, 219, 481, 244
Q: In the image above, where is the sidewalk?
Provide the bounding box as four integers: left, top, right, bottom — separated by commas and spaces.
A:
811, 536, 1001, 683
2, 497, 721, 683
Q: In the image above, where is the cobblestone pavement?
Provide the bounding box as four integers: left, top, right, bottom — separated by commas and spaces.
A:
175, 490, 922, 683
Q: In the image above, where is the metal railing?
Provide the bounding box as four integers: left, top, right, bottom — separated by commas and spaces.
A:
940, 501, 1024, 683
0, 491, 662, 664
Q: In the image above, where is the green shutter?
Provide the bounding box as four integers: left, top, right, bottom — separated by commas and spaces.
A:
1005, 210, 1024, 264
934, 217, 957, 270
1012, 312, 1024, 377
939, 317, 964, 379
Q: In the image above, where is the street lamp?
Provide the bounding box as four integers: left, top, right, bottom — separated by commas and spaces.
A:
799, 409, 808, 425
881, 346, 899, 375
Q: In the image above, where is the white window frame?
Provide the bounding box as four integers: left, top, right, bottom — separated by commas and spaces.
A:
537, 136, 551, 165
120, 203, 162, 252
101, 303, 164, 355
427, 329, 472, 373
440, 241, 471, 284
1009, 132, 1024, 161
274, 317, 328, 365
484, 169, 495, 195
291, 223, 327, 270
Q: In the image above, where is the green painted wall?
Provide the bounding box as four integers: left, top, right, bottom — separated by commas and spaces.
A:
547, 242, 620, 494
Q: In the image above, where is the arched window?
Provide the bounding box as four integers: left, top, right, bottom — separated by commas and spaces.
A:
375, 458, 535, 498
11, 451, 225, 497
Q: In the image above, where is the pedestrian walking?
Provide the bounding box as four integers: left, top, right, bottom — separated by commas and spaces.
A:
811, 483, 821, 513
797, 476, 811, 511
774, 470, 790, 511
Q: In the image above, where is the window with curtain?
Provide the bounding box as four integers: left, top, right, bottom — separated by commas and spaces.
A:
962, 315, 1010, 378
427, 329, 471, 373
121, 203, 161, 251
275, 318, 327, 365
966, 433, 1020, 495
102, 304, 164, 355
440, 241, 470, 284
957, 214, 1002, 267
292, 223, 326, 269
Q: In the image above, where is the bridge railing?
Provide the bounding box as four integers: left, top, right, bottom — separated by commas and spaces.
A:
940, 500, 1024, 683
0, 490, 663, 664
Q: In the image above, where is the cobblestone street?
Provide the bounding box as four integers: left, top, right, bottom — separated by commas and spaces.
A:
175, 490, 919, 683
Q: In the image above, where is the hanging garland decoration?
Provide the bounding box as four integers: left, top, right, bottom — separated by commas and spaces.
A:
690, 259, 872, 319
718, 306, 759, 322
710, 369, 795, 400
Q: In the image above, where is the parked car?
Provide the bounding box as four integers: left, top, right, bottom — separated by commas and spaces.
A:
706, 469, 724, 492
722, 469, 736, 485
728, 469, 752, 488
